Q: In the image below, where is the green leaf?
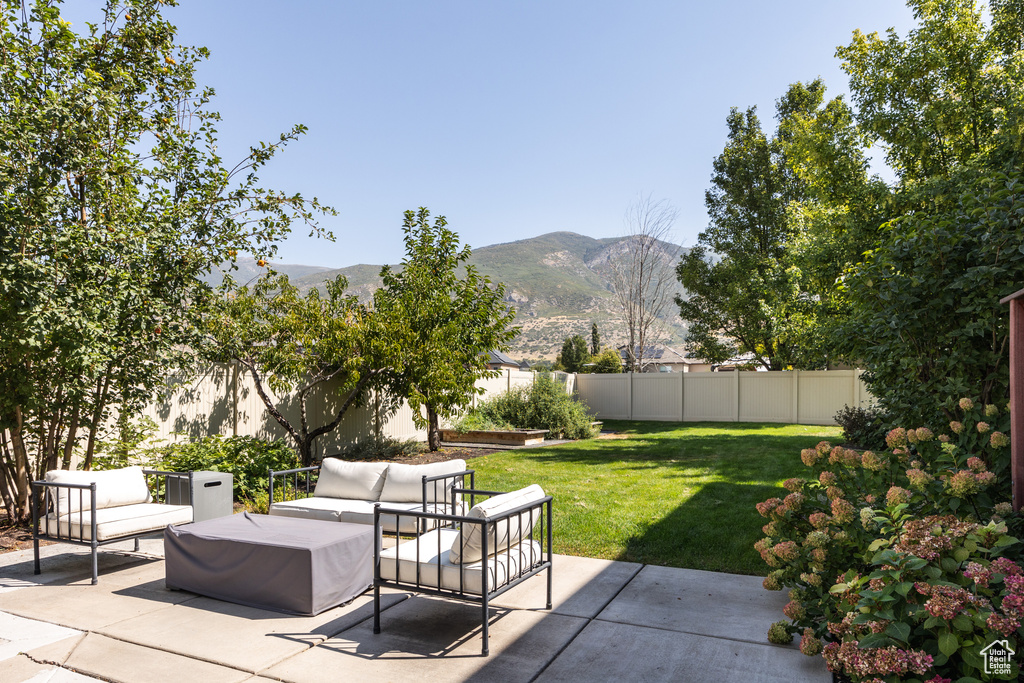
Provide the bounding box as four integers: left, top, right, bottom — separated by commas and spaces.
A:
886, 621, 911, 643
952, 615, 973, 632
939, 632, 959, 657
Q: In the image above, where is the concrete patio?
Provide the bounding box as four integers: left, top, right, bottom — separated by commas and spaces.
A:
0, 539, 830, 682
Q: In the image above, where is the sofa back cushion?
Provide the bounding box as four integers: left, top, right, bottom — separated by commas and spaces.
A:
449, 484, 546, 564
44, 466, 151, 514
314, 459, 389, 501
379, 459, 467, 504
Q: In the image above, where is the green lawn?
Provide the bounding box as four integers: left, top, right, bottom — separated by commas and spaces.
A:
468, 421, 841, 576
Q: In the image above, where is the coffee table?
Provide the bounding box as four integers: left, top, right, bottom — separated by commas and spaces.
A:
164, 512, 373, 615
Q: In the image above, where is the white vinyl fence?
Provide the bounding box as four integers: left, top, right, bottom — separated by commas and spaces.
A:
575, 370, 871, 425
140, 366, 550, 460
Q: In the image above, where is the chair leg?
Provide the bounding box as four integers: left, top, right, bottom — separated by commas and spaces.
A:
33, 537, 40, 575
91, 541, 98, 585
546, 564, 553, 610
373, 584, 381, 634
134, 537, 140, 552
481, 593, 490, 656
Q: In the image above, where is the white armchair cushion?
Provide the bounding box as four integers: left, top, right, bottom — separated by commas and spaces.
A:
313, 459, 388, 501
379, 528, 542, 595
44, 466, 151, 514
44, 502, 192, 542
448, 484, 546, 565
379, 459, 467, 503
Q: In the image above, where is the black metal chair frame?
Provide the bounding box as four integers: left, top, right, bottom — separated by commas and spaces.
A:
31, 469, 194, 585
268, 463, 476, 534
372, 487, 554, 656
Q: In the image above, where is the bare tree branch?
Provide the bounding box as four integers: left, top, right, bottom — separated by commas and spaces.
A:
609, 195, 681, 372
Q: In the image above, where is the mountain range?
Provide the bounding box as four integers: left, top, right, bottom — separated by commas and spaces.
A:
212, 232, 689, 360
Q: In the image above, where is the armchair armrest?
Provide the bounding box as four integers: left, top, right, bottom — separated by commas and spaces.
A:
421, 468, 475, 514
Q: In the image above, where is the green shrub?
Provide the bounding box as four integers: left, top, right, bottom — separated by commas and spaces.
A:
450, 412, 513, 433
332, 437, 425, 461
474, 373, 595, 440
833, 404, 887, 450
151, 435, 299, 502
755, 398, 1019, 681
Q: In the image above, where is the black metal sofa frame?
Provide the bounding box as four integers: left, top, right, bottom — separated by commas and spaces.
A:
31, 469, 194, 585
372, 487, 553, 655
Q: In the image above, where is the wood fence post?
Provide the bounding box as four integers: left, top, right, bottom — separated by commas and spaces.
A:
1000, 288, 1024, 511
678, 372, 684, 422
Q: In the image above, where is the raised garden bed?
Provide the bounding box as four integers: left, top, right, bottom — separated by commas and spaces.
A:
440, 428, 550, 446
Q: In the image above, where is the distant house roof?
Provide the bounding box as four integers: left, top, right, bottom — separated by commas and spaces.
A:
617, 345, 691, 364
486, 350, 519, 367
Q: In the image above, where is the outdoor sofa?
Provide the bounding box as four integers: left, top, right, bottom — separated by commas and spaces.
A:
268, 458, 472, 534
32, 466, 194, 584
373, 484, 553, 655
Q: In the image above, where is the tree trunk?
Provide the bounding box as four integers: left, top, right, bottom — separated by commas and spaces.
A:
426, 404, 441, 451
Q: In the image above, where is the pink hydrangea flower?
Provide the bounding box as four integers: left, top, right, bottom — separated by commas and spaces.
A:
959, 397, 974, 411
914, 427, 933, 442
783, 492, 805, 511
816, 441, 832, 456
886, 428, 908, 449
977, 421, 991, 434
986, 613, 1019, 637
756, 498, 782, 518
974, 471, 996, 487
963, 562, 991, 587
800, 448, 820, 467
831, 498, 855, 524
924, 585, 971, 618
966, 457, 986, 472
946, 470, 980, 497
783, 477, 803, 492
763, 574, 782, 590
984, 403, 999, 417
938, 434, 950, 443
860, 450, 884, 471
783, 600, 805, 620
886, 486, 912, 506
991, 431, 1009, 448
800, 572, 821, 587
825, 486, 844, 500
864, 493, 876, 504
994, 502, 1014, 518
773, 541, 799, 562
799, 628, 822, 656
949, 421, 963, 434
819, 471, 837, 486
804, 530, 829, 549
906, 468, 933, 491
990, 557, 1022, 577
809, 512, 830, 529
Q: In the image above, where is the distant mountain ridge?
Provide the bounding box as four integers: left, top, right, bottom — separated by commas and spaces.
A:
223, 232, 689, 360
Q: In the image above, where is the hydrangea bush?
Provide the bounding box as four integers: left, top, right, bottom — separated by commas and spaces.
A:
756, 399, 1021, 681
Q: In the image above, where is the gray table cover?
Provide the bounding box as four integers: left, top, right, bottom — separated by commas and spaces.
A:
164, 512, 373, 615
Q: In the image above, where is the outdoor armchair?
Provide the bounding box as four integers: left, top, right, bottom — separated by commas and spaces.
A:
373, 484, 553, 655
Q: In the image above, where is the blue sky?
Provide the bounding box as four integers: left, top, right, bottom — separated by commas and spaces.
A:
69, 1, 918, 268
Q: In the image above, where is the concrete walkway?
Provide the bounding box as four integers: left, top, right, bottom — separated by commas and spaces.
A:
0, 540, 829, 683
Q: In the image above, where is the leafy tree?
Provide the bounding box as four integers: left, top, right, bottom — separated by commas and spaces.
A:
677, 80, 878, 370
557, 335, 591, 373
586, 348, 623, 374
590, 323, 600, 356
676, 104, 803, 370
374, 208, 518, 451
203, 274, 392, 467
833, 0, 1024, 425
0, 0, 331, 521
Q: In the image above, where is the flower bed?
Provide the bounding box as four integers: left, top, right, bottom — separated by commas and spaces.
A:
756, 398, 1022, 682
440, 428, 549, 446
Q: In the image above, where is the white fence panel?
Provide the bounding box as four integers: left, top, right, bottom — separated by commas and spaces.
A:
575, 374, 631, 419
739, 372, 794, 423
796, 370, 866, 425
576, 369, 872, 426
682, 373, 737, 422
631, 374, 683, 421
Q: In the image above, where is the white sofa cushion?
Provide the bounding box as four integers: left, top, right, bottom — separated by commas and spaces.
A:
379, 459, 467, 503
379, 528, 542, 595
449, 484, 546, 565
314, 459, 388, 501
44, 466, 151, 514
270, 497, 466, 533
43, 503, 192, 542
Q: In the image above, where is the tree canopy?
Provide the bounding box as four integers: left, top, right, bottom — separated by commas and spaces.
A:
373, 208, 518, 451
0, 0, 331, 520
